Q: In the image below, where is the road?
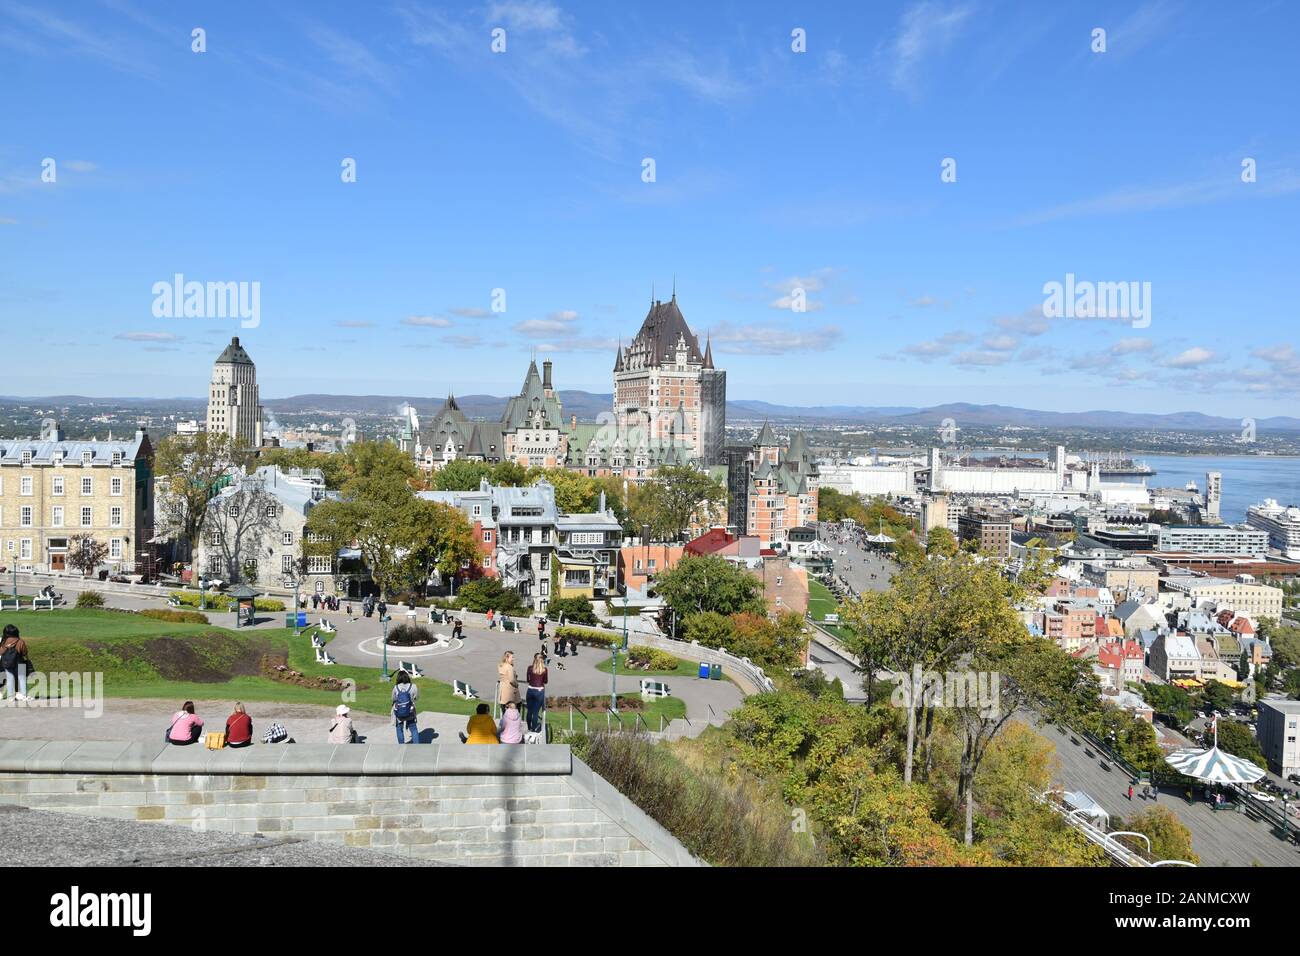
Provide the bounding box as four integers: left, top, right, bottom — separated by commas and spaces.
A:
816, 520, 897, 598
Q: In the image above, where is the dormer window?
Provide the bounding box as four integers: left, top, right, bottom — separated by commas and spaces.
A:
20, 451, 31, 466
112, 452, 123, 466
82, 451, 93, 465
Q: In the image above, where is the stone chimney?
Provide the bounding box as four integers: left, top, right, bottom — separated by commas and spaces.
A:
542, 360, 553, 396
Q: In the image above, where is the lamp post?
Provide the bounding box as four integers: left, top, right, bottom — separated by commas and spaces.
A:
199, 576, 206, 611
292, 576, 301, 638
381, 612, 390, 682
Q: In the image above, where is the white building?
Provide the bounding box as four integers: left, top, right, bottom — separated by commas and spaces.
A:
1156, 524, 1268, 557
1257, 699, 1300, 778
1161, 573, 1284, 621
206, 337, 263, 448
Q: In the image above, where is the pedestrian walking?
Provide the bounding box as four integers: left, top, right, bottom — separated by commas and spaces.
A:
453, 617, 464, 641
1127, 784, 1133, 801
486, 608, 495, 630
377, 598, 388, 621
392, 670, 420, 744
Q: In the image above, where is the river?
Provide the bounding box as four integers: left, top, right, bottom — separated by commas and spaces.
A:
1137, 455, 1300, 523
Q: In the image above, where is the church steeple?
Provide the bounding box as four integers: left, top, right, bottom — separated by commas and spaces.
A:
702, 334, 714, 369
613, 339, 624, 372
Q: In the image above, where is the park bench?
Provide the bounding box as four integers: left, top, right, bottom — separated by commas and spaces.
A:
165, 597, 182, 608
452, 679, 478, 700
639, 679, 671, 699
314, 645, 336, 665
32, 596, 57, 610
317, 618, 337, 634
398, 660, 426, 678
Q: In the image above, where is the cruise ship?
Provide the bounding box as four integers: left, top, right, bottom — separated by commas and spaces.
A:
1246, 499, 1300, 559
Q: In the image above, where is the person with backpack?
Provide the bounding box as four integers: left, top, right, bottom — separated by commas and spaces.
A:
392, 669, 420, 743
1, 624, 31, 702
377, 598, 388, 621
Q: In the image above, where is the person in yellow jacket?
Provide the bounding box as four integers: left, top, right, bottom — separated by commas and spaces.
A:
463, 703, 500, 744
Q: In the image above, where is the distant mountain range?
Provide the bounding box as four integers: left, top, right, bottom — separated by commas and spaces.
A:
6, 394, 1300, 432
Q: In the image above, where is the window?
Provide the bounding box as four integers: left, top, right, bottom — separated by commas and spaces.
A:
20, 451, 31, 466
81, 507, 92, 527
776, 576, 783, 586
564, 569, 589, 587
52, 476, 63, 496
20, 539, 32, 560
81, 477, 93, 496
483, 556, 491, 568
112, 452, 122, 466
265, 505, 278, 519
110, 507, 122, 528
308, 555, 331, 574
648, 559, 656, 570
540, 554, 550, 570
20, 506, 32, 528
20, 476, 32, 496
540, 580, 549, 596
635, 559, 643, 571
228, 505, 239, 518
110, 539, 122, 560
111, 477, 123, 496
281, 554, 295, 573
541, 528, 551, 544
483, 530, 492, 542
208, 530, 221, 545
472, 504, 481, 516
82, 451, 92, 465
282, 531, 294, 546
570, 531, 603, 545
52, 506, 63, 528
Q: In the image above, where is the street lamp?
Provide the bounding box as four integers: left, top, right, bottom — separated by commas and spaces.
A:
199, 576, 207, 611
381, 611, 390, 682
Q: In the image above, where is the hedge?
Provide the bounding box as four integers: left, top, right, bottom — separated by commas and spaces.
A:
555, 626, 620, 648
75, 591, 105, 608
169, 591, 286, 612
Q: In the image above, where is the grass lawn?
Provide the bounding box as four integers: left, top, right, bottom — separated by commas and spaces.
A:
592, 649, 701, 679
806, 579, 854, 642
0, 608, 477, 718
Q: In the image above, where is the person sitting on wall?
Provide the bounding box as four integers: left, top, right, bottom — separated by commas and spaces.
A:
166, 701, 204, 745
461, 703, 500, 744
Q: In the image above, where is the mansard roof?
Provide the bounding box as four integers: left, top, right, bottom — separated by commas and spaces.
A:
215, 336, 254, 366
623, 294, 703, 369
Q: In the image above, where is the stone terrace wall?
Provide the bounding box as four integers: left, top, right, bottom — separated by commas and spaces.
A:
0, 740, 700, 867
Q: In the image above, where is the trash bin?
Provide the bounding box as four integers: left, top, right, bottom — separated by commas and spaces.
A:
710, 663, 722, 681
285, 612, 296, 628
296, 611, 308, 628
698, 661, 711, 679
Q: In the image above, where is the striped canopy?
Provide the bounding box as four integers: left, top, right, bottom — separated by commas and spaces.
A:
1165, 746, 1266, 784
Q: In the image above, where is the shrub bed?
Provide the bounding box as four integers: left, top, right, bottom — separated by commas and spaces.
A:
549, 695, 645, 712
625, 646, 679, 671
75, 591, 105, 608
385, 623, 434, 646
260, 656, 351, 691
140, 608, 210, 625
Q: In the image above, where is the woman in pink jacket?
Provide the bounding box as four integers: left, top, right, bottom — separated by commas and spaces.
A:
166, 701, 204, 745
497, 701, 525, 744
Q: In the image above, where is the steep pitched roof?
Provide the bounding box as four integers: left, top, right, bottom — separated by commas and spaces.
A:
755, 421, 778, 448
215, 336, 254, 366
624, 295, 703, 369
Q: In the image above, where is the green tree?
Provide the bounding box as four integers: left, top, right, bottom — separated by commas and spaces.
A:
1201, 679, 1236, 714
154, 431, 251, 561
628, 466, 727, 542
683, 610, 733, 648
432, 459, 493, 491
67, 534, 109, 577
926, 526, 958, 558
457, 577, 527, 614
546, 595, 598, 625
1215, 719, 1266, 768
654, 554, 765, 620
1127, 806, 1199, 865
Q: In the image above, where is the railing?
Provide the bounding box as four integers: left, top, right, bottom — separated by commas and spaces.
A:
1033, 790, 1152, 867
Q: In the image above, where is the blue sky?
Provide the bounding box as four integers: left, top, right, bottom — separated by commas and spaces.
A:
1, 0, 1297, 417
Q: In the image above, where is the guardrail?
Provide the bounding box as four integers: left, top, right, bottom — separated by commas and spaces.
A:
1031, 790, 1152, 867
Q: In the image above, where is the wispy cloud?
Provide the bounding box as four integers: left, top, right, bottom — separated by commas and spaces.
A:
115, 331, 179, 342
1164, 346, 1216, 369
711, 321, 841, 355
403, 315, 452, 328
882, 2, 973, 96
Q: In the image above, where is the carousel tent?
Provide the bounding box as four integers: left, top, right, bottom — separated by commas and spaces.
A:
1165, 745, 1265, 785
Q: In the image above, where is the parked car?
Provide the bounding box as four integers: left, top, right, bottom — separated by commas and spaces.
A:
1249, 790, 1277, 803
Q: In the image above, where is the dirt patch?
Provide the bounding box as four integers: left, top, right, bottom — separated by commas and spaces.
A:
549, 695, 646, 712
88, 633, 271, 683
260, 654, 351, 692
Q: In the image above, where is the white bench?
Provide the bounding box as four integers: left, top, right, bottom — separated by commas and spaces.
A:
639, 679, 671, 699
0, 597, 20, 611
452, 679, 478, 700
32, 597, 57, 610
317, 618, 337, 634
398, 660, 426, 678
314, 646, 336, 665
166, 597, 183, 608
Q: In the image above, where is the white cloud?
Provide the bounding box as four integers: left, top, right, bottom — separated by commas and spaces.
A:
711, 321, 841, 355
403, 315, 452, 328
115, 331, 179, 342
1164, 347, 1215, 369
1111, 337, 1154, 355
951, 349, 1010, 367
